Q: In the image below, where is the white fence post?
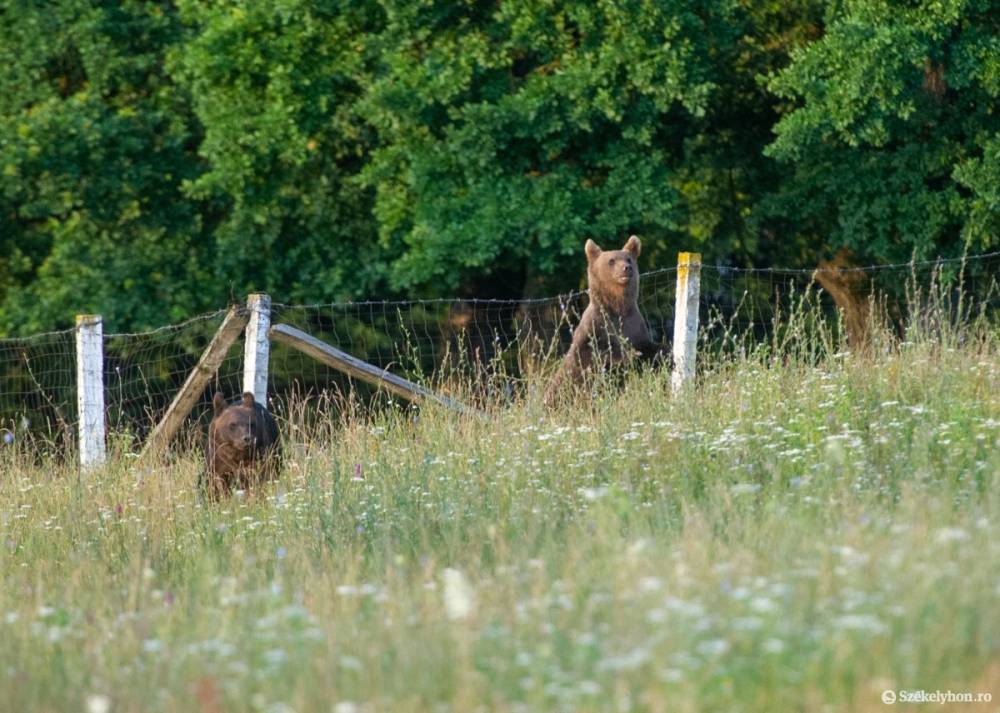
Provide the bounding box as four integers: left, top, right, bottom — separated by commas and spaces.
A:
671, 252, 701, 394
243, 293, 271, 405
75, 314, 106, 468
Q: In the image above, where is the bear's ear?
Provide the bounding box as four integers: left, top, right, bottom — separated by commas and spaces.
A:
623, 235, 641, 257
213, 393, 228, 417
585, 239, 602, 263
242, 392, 256, 408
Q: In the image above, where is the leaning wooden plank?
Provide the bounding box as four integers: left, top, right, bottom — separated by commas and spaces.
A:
268, 323, 482, 418
141, 306, 250, 457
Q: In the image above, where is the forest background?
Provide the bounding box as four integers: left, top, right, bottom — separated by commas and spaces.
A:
1, 0, 998, 336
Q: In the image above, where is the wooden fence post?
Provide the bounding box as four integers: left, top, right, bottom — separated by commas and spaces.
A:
243, 293, 271, 405
268, 323, 484, 418
141, 306, 249, 457
671, 252, 701, 394
75, 314, 106, 468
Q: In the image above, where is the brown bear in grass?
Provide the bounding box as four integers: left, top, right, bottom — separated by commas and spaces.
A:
203, 392, 280, 500
544, 236, 667, 406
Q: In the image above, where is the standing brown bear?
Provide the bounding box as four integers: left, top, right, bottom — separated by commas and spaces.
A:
203, 392, 280, 500
544, 236, 667, 406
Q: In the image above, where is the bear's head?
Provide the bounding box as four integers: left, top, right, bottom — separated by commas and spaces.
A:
585, 236, 641, 312
211, 392, 264, 454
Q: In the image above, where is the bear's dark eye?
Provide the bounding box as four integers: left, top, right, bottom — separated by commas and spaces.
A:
608, 258, 616, 265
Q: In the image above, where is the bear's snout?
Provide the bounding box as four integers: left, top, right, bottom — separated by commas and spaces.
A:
615, 263, 634, 283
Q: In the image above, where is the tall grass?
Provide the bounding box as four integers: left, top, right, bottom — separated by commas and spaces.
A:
1, 288, 999, 712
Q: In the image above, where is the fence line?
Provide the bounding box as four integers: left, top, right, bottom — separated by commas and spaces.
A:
1, 250, 999, 464
709, 249, 1000, 276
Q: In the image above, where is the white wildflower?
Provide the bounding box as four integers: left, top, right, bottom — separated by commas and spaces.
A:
627, 538, 651, 557
696, 639, 730, 657
762, 638, 785, 654
638, 576, 663, 593
732, 616, 763, 631
646, 608, 667, 624
597, 647, 651, 672
86, 694, 111, 713
579, 486, 608, 501
834, 614, 887, 634
264, 649, 288, 665
442, 568, 475, 621
935, 527, 970, 544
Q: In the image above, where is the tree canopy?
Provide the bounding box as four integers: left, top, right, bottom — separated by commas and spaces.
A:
0, 0, 996, 334
765, 0, 1000, 261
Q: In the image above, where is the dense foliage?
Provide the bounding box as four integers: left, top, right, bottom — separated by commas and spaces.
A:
1, 0, 997, 333
765, 0, 1000, 263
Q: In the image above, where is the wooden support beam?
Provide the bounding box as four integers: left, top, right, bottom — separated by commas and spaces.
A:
268, 323, 482, 418
141, 306, 249, 457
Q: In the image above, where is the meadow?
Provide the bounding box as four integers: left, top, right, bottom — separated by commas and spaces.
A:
2, 305, 999, 712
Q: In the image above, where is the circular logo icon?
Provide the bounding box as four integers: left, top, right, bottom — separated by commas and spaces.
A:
882, 690, 897, 705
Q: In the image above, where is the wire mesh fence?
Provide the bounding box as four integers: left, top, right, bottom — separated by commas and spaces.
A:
2, 251, 999, 456
266, 266, 680, 408
0, 328, 78, 455
695, 252, 1000, 359
102, 310, 245, 450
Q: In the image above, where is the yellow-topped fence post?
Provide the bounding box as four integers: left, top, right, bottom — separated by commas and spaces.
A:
671, 252, 702, 394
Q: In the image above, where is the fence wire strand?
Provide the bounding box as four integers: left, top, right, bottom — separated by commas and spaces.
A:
1, 252, 999, 453
0, 329, 78, 453
102, 308, 244, 448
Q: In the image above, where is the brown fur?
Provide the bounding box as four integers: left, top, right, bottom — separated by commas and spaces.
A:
204, 392, 280, 500
544, 236, 667, 405
814, 249, 871, 350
